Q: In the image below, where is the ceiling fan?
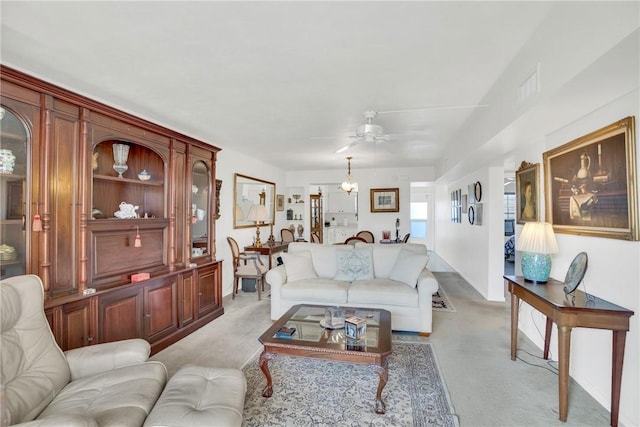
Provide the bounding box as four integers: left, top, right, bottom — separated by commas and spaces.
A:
325, 104, 488, 154
335, 110, 388, 154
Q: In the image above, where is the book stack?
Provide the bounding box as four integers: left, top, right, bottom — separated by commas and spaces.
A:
275, 326, 296, 339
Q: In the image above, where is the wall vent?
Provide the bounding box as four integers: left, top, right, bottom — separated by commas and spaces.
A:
517, 64, 540, 104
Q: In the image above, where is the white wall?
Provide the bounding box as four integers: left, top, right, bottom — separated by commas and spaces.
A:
213, 148, 285, 297
434, 166, 505, 301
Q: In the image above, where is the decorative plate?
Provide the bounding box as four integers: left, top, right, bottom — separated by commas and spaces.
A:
563, 252, 588, 294
474, 181, 482, 202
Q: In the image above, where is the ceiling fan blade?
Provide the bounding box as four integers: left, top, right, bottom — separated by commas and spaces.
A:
334, 140, 361, 154
378, 104, 489, 114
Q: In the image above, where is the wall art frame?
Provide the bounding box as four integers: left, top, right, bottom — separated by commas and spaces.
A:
516, 161, 539, 224
370, 188, 399, 213
543, 116, 638, 240
276, 194, 285, 211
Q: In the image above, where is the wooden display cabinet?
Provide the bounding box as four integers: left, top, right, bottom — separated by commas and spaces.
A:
310, 194, 323, 243
2, 66, 224, 355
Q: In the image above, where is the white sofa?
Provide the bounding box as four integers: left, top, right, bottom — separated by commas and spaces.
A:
266, 242, 439, 335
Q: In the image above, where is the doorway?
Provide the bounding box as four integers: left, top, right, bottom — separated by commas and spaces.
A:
504, 176, 516, 275
409, 183, 434, 250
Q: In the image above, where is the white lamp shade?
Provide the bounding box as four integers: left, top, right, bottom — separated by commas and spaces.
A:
247, 204, 269, 223
516, 222, 559, 254
340, 181, 358, 193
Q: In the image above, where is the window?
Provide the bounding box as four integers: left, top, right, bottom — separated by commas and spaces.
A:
504, 192, 515, 220
410, 202, 428, 238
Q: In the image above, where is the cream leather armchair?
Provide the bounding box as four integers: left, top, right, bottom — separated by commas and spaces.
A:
1, 275, 168, 427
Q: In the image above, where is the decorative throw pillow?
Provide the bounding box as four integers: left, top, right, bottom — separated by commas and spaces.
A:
333, 246, 374, 281
388, 248, 429, 288
282, 251, 317, 282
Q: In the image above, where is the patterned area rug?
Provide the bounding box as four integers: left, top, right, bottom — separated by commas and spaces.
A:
242, 341, 459, 426
432, 287, 455, 312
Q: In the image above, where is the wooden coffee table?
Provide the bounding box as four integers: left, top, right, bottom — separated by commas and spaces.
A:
258, 304, 392, 414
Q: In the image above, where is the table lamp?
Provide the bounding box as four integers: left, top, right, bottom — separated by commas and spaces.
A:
515, 222, 559, 283
247, 204, 269, 248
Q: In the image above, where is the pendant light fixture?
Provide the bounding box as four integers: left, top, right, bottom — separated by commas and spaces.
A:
339, 156, 357, 195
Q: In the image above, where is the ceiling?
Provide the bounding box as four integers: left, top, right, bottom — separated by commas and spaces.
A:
1, 1, 555, 172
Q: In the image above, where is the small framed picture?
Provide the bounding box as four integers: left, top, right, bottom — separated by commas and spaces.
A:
276, 194, 285, 211
516, 161, 540, 224
370, 188, 399, 213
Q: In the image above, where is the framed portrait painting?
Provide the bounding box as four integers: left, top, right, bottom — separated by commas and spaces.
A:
276, 194, 285, 211
543, 116, 638, 240
515, 161, 539, 224
370, 188, 399, 213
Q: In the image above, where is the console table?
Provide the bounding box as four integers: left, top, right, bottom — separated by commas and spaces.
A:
244, 241, 289, 270
504, 275, 633, 427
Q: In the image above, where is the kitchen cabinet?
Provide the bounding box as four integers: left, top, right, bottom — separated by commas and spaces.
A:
326, 190, 357, 214
324, 226, 357, 245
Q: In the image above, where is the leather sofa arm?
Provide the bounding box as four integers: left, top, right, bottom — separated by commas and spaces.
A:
64, 338, 151, 381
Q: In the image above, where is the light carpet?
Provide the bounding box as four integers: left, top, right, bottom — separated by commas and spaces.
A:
241, 341, 459, 427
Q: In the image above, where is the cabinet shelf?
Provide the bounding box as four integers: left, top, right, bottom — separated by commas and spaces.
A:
1, 219, 23, 226
93, 174, 163, 187
0, 173, 26, 180
0, 258, 22, 266
88, 217, 169, 228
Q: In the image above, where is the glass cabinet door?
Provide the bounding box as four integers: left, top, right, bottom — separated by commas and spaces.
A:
191, 160, 210, 258
0, 106, 29, 279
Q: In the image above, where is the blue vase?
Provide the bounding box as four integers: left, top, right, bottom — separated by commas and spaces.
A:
521, 252, 552, 283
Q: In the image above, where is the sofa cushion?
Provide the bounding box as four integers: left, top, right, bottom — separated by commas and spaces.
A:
144, 366, 246, 427
333, 246, 374, 281
389, 248, 429, 288
37, 362, 167, 427
356, 243, 428, 279
348, 278, 419, 307
282, 251, 317, 282
288, 242, 350, 278
280, 278, 349, 304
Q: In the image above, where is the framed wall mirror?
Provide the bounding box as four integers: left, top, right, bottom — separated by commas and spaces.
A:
234, 173, 275, 229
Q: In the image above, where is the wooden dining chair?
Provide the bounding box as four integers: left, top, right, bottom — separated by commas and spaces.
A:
402, 233, 410, 243
355, 230, 375, 243
310, 232, 321, 243
227, 236, 268, 300
344, 236, 367, 246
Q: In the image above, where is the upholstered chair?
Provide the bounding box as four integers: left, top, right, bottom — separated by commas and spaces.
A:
310, 232, 321, 243
227, 236, 268, 300
0, 275, 167, 427
280, 228, 295, 243
355, 230, 375, 243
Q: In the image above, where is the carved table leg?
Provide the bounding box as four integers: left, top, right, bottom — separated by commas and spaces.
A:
259, 350, 276, 398
372, 361, 389, 414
